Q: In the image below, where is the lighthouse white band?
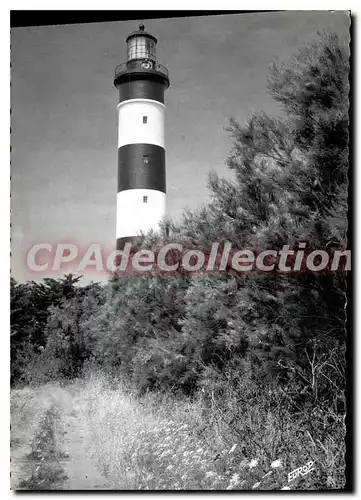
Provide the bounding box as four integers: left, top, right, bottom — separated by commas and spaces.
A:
116, 189, 166, 239
117, 98, 165, 148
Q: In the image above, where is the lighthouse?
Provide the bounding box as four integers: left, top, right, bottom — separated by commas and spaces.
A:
114, 23, 170, 251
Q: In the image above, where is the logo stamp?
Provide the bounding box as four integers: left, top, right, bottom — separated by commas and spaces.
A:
288, 461, 315, 482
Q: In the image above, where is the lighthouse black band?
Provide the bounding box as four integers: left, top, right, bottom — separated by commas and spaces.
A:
117, 144, 166, 193
116, 78, 166, 104
116, 236, 144, 251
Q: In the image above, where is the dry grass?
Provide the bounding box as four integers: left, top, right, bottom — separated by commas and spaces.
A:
85, 374, 216, 489
11, 384, 66, 451
11, 377, 345, 491
84, 374, 344, 490
18, 405, 68, 490
11, 387, 46, 450
10, 384, 68, 490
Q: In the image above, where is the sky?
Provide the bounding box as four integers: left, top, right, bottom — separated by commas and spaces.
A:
11, 11, 350, 283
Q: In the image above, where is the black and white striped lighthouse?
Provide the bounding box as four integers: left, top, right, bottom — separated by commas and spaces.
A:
114, 23, 170, 250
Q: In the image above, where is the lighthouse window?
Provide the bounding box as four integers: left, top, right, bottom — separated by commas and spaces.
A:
143, 155, 149, 164
143, 196, 148, 203
143, 116, 148, 124
127, 35, 156, 61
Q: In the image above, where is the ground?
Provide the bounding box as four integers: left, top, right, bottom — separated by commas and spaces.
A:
11, 383, 109, 490
10, 377, 343, 491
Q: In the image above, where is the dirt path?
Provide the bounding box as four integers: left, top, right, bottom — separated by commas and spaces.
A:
11, 384, 111, 490
55, 385, 110, 490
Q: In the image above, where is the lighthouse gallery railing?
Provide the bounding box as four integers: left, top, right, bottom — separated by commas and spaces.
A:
114, 60, 169, 80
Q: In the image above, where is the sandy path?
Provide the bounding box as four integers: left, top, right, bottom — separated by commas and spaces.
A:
54, 385, 109, 490
11, 384, 111, 490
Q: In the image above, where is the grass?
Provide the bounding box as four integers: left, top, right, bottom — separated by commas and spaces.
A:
11, 375, 345, 490
84, 373, 345, 490
18, 405, 68, 490
85, 375, 216, 489
11, 386, 68, 490
11, 387, 45, 449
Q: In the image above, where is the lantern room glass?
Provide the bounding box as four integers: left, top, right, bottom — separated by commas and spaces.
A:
127, 35, 156, 61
